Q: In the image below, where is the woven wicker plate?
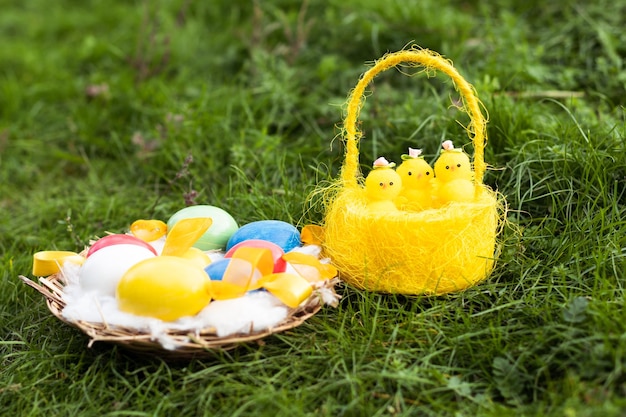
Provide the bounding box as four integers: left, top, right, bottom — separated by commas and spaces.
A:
19, 273, 339, 360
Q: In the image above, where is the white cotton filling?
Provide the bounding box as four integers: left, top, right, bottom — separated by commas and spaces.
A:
183, 291, 288, 337
59, 245, 327, 350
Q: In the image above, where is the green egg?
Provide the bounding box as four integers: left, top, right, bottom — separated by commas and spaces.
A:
167, 205, 239, 251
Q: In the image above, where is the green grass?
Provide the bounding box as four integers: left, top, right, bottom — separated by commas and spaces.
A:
2, 0, 626, 415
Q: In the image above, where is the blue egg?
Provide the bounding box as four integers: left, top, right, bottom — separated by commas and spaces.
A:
204, 258, 231, 281
226, 220, 301, 253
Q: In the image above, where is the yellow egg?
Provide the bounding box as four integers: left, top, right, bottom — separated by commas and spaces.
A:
180, 247, 212, 268
117, 256, 212, 321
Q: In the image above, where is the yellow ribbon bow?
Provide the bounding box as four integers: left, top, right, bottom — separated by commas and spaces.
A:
210, 247, 336, 308
32, 251, 84, 276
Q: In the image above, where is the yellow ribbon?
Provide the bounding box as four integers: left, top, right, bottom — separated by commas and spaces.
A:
257, 273, 312, 308
161, 217, 213, 256
210, 247, 335, 307
282, 252, 337, 282
301, 224, 324, 245
130, 219, 168, 242
32, 251, 84, 277
210, 247, 275, 300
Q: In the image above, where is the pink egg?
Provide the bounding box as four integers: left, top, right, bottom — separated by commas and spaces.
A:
87, 234, 158, 258
79, 244, 156, 296
224, 239, 286, 273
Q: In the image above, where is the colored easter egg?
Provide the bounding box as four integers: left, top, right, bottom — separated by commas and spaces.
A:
87, 234, 158, 257
224, 239, 286, 273
117, 256, 212, 321
79, 244, 156, 296
204, 258, 231, 281
226, 220, 300, 253
167, 205, 238, 251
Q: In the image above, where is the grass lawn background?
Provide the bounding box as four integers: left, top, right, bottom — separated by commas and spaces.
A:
1, 0, 625, 415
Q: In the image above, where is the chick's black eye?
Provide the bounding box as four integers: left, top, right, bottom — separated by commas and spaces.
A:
457, 163, 461, 168
408, 171, 412, 176
426, 172, 430, 176
389, 182, 394, 186
446, 166, 450, 170
379, 182, 384, 187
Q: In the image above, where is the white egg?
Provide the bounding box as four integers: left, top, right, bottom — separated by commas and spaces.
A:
79, 244, 156, 296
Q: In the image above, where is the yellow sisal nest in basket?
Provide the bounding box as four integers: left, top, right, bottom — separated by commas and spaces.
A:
320, 47, 504, 295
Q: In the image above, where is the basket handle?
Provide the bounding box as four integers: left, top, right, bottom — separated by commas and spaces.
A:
341, 48, 487, 189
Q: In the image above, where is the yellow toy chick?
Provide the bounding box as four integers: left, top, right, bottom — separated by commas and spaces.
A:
433, 140, 475, 205
364, 157, 402, 213
395, 147, 435, 211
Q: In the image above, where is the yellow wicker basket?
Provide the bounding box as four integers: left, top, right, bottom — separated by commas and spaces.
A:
321, 48, 503, 295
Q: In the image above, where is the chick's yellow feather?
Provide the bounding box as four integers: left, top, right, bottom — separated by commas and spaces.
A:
396, 157, 434, 210
433, 145, 475, 205
433, 151, 473, 183
364, 167, 402, 212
